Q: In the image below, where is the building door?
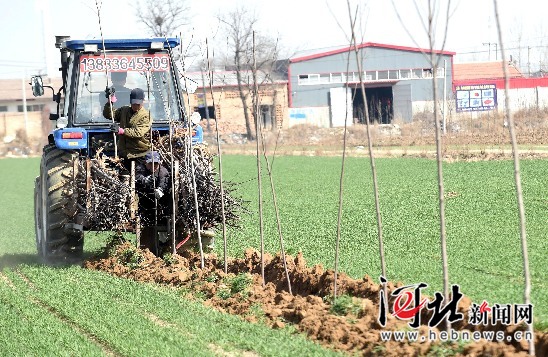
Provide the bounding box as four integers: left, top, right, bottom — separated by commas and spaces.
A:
194, 106, 216, 120
329, 87, 352, 127
393, 84, 412, 122
261, 105, 273, 130
358, 86, 393, 124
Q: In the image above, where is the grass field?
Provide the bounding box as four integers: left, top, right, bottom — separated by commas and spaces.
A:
0, 265, 343, 356
218, 155, 547, 326
0, 155, 546, 355
0, 157, 341, 356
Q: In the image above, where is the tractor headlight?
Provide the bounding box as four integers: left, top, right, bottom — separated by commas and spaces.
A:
84, 44, 98, 53
150, 41, 164, 50
56, 117, 68, 128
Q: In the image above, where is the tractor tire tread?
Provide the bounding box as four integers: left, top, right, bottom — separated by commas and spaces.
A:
38, 145, 83, 262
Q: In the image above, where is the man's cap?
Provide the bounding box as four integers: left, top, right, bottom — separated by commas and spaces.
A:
130, 88, 145, 104
145, 151, 161, 163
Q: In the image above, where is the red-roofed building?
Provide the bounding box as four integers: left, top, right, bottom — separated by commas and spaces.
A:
453, 61, 548, 112
453, 61, 523, 82
287, 42, 455, 126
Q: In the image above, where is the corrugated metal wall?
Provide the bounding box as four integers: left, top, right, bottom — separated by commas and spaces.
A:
289, 46, 453, 109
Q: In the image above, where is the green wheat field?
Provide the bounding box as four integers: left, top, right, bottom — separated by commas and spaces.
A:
0, 155, 546, 355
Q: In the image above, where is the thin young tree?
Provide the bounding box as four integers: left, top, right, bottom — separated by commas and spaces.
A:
493, 1, 535, 354
346, 0, 387, 287
393, 0, 454, 331
204, 38, 229, 273
328, 1, 387, 299
176, 43, 206, 268
332, 39, 353, 299
250, 31, 266, 285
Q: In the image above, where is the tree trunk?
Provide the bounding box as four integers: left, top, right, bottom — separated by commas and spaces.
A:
237, 80, 253, 140
234, 47, 254, 140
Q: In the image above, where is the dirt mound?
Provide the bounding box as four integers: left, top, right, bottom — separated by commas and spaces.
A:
84, 242, 547, 356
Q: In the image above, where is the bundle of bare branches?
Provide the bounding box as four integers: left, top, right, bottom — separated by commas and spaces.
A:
154, 127, 243, 232
74, 155, 134, 232
65, 129, 242, 235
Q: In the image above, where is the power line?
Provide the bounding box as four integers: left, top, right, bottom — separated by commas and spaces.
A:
0, 59, 45, 65
0, 64, 46, 69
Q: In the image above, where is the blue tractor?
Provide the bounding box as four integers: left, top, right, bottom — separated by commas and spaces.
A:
32, 36, 209, 262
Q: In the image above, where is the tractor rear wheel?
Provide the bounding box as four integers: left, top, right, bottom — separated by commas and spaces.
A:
35, 145, 83, 263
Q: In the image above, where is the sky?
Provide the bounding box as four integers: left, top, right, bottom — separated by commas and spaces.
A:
1, 0, 547, 79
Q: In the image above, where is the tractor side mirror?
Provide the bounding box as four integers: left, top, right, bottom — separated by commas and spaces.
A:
30, 76, 45, 97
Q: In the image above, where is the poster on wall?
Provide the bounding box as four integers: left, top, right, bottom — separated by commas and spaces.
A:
455, 84, 497, 112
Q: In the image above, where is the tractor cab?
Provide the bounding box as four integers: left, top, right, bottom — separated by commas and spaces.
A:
32, 36, 220, 264
31, 36, 198, 157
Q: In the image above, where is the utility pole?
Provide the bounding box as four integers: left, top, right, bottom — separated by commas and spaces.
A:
22, 69, 28, 138
483, 42, 498, 61
443, 60, 447, 135
483, 42, 491, 60
527, 46, 531, 77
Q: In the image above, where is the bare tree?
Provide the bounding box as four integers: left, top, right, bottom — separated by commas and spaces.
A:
218, 7, 280, 140
135, 0, 190, 37
493, 2, 535, 354
392, 0, 454, 332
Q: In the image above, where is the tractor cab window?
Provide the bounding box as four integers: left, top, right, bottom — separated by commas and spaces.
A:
61, 53, 74, 118
74, 51, 181, 125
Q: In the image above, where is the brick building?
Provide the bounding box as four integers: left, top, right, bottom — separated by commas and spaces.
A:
183, 70, 289, 132
0, 77, 61, 142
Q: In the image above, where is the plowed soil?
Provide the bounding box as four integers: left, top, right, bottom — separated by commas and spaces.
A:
84, 242, 548, 356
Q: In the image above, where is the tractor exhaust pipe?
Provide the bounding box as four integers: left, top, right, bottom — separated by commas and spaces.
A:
55, 35, 71, 89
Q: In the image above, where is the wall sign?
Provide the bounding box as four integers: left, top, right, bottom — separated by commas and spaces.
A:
455, 84, 497, 112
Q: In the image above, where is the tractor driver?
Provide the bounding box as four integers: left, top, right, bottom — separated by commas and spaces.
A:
103, 87, 152, 170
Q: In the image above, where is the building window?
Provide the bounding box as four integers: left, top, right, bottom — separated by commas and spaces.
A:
17, 104, 44, 112
345, 72, 355, 82
296, 65, 446, 86
422, 68, 434, 78
319, 73, 330, 83
400, 69, 411, 79
377, 70, 389, 80
308, 74, 320, 84
389, 70, 399, 79
298, 74, 320, 85
0, 106, 7, 112
331, 73, 344, 83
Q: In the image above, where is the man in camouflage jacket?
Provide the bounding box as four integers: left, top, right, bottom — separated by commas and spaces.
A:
103, 87, 151, 160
